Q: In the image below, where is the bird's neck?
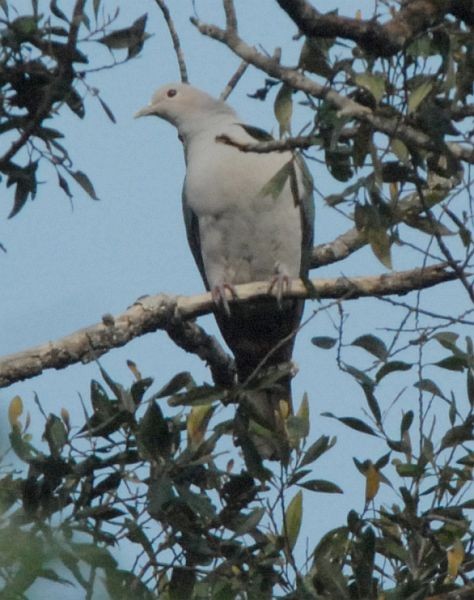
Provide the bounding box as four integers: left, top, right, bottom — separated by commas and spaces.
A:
177, 110, 236, 147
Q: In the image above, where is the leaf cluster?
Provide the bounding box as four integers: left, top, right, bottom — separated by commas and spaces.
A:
0, 0, 150, 220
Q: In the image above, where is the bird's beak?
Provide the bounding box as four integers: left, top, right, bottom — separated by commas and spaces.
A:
134, 104, 155, 118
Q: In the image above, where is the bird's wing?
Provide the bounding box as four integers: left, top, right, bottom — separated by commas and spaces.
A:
237, 122, 315, 278
294, 153, 315, 278
182, 182, 210, 290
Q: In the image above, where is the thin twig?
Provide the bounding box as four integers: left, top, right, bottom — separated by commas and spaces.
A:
153, 0, 188, 83
220, 60, 248, 101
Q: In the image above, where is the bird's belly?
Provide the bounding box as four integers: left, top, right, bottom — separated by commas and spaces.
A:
198, 207, 302, 288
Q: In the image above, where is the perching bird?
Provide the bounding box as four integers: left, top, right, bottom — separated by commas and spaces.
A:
136, 83, 314, 441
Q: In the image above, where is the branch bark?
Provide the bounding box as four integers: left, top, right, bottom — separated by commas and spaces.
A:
276, 0, 459, 57
0, 264, 457, 389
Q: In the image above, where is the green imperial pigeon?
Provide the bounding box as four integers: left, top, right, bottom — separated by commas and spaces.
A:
136, 83, 314, 432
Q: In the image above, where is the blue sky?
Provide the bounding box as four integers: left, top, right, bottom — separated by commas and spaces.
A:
1, 1, 471, 596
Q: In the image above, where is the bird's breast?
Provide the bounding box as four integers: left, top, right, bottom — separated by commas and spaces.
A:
183, 144, 303, 287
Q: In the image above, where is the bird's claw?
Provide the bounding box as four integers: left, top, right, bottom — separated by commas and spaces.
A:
268, 273, 291, 307
212, 283, 238, 316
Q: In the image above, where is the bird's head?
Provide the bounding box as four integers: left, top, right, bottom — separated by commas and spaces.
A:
135, 82, 235, 133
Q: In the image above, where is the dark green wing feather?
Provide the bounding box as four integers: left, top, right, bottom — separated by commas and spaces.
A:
182, 183, 210, 290
294, 153, 315, 278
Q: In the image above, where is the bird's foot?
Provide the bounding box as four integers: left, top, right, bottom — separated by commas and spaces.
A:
268, 272, 291, 307
212, 283, 238, 316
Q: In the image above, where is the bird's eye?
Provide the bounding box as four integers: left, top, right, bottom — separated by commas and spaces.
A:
167, 88, 177, 98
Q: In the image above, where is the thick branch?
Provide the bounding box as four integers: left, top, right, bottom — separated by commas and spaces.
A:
0, 264, 457, 389
276, 0, 466, 57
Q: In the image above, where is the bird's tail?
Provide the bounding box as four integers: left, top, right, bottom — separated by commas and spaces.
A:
215, 297, 303, 461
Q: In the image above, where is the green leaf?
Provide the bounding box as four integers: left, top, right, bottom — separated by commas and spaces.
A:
97, 14, 148, 60
137, 402, 174, 460
130, 377, 153, 406
58, 173, 73, 198
311, 336, 337, 349
50, 0, 69, 22
168, 384, 223, 407
7, 161, 38, 218
351, 334, 388, 360
404, 215, 453, 236
155, 372, 194, 399
362, 384, 382, 426
43, 414, 68, 457
376, 360, 412, 382
105, 569, 155, 600
65, 88, 85, 118
313, 557, 350, 599
274, 83, 293, 136
467, 369, 474, 408
433, 331, 460, 350
353, 123, 371, 168
284, 490, 302, 551
258, 160, 293, 200
433, 356, 467, 371
440, 420, 474, 450
233, 507, 265, 535
408, 81, 433, 114
296, 393, 310, 438
299, 479, 343, 494
395, 463, 425, 477
70, 543, 117, 569
415, 378, 446, 399
400, 410, 414, 434
238, 123, 274, 141
354, 72, 386, 103
367, 222, 392, 269
322, 413, 379, 436
148, 474, 175, 516
342, 363, 373, 386
300, 435, 335, 467
386, 438, 410, 453
298, 37, 333, 77
71, 170, 98, 199
288, 469, 312, 485
391, 139, 409, 163
457, 452, 474, 467
286, 415, 309, 447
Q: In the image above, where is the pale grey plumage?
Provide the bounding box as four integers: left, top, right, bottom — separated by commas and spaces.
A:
136, 83, 314, 441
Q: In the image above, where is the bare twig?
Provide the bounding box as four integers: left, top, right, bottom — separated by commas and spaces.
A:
220, 60, 248, 101
153, 0, 188, 83
0, 264, 457, 389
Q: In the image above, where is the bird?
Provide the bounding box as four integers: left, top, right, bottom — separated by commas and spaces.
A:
135, 83, 314, 455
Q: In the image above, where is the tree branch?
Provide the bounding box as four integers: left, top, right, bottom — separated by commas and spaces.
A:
220, 60, 248, 101
153, 0, 188, 83
190, 16, 474, 165
0, 264, 457, 389
275, 0, 464, 57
